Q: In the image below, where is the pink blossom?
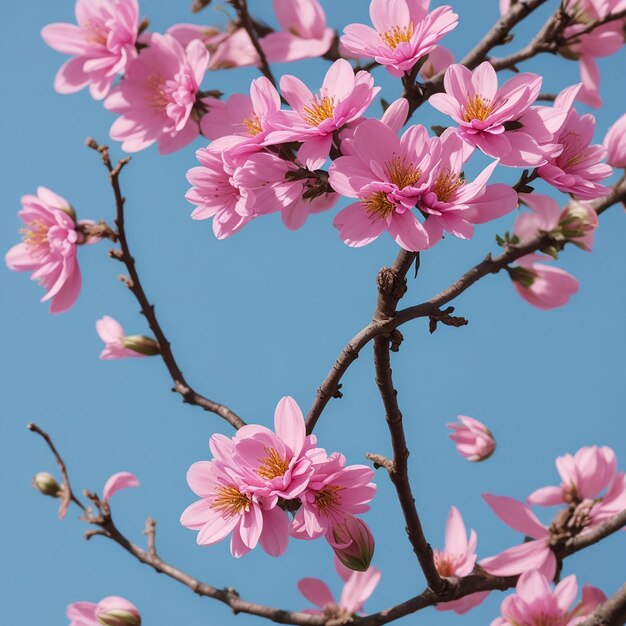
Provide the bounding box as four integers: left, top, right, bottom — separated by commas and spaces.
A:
528, 445, 626, 527
537, 105, 612, 200
180, 433, 290, 557
480, 494, 556, 580
429, 62, 562, 167
603, 112, 626, 167
41, 0, 139, 100
341, 0, 458, 78
419, 45, 454, 80
6, 187, 81, 313
419, 130, 518, 246
328, 515, 375, 572
434, 507, 490, 614
491, 569, 605, 626
104, 33, 208, 154
260, 0, 335, 63
515, 193, 598, 252
102, 471, 140, 502
329, 119, 437, 251
446, 415, 496, 462
67, 596, 141, 626
209, 28, 259, 69
96, 315, 159, 359
233, 152, 338, 230
291, 452, 376, 541
298, 557, 381, 616
509, 256, 580, 310
185, 145, 251, 239
166, 23, 225, 49
266, 59, 380, 169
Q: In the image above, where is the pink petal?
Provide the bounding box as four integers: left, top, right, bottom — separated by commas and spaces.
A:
444, 506, 469, 555
274, 396, 305, 456
298, 578, 335, 609
102, 471, 140, 502
480, 539, 550, 576
482, 494, 547, 538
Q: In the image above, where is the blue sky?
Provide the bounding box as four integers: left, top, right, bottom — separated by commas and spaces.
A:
1, 1, 624, 624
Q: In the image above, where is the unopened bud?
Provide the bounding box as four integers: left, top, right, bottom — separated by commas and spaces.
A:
120, 335, 160, 356
33, 472, 61, 497
559, 202, 598, 250
96, 597, 141, 626
329, 516, 375, 572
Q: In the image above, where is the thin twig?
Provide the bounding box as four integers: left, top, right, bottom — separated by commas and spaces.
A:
86, 139, 246, 431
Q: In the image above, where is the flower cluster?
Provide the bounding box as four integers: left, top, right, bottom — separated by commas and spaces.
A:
180, 397, 376, 561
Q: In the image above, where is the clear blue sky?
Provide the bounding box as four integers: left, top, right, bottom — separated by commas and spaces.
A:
1, 1, 624, 624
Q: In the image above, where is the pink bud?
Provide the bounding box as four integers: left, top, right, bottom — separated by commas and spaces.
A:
603, 112, 626, 168
95, 597, 141, 626
328, 516, 375, 572
558, 201, 598, 251
446, 415, 496, 462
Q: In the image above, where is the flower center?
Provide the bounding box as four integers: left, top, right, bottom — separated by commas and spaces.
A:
242, 113, 263, 136
145, 72, 170, 113
20, 220, 50, 248
558, 131, 585, 168
83, 18, 109, 46
433, 169, 465, 202
380, 23, 414, 49
257, 447, 290, 480
433, 552, 456, 577
363, 191, 396, 219
301, 95, 336, 126
386, 156, 422, 189
315, 485, 343, 515
211, 485, 251, 517
462, 94, 494, 122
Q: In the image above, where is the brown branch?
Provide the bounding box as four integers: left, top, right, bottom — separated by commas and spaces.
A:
229, 0, 276, 87
578, 583, 626, 626
562, 8, 626, 43
191, 0, 212, 12
559, 508, 626, 557
86, 139, 246, 431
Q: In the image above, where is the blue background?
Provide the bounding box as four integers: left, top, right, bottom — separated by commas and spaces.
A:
1, 1, 624, 624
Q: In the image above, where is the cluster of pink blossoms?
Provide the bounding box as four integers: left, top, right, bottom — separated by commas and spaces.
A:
180, 396, 376, 562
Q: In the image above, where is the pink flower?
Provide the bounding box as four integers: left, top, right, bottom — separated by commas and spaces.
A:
298, 557, 381, 617
102, 471, 140, 502
329, 119, 437, 251
429, 62, 561, 167
419, 130, 518, 246
266, 59, 380, 169
230, 397, 319, 504
491, 569, 605, 626
260, 0, 335, 63
480, 494, 556, 580
537, 105, 612, 200
180, 433, 290, 558
208, 28, 259, 69
96, 315, 159, 359
603, 112, 626, 167
446, 415, 496, 462
6, 187, 81, 313
185, 145, 251, 239
434, 507, 490, 614
104, 33, 208, 154
166, 23, 225, 49
67, 596, 141, 626
341, 0, 458, 78
41, 0, 139, 100
291, 452, 376, 541
528, 445, 626, 527
328, 515, 375, 572
419, 45, 454, 80
509, 256, 580, 310
515, 193, 598, 252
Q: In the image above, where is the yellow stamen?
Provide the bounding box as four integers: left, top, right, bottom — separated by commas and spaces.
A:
462, 94, 494, 122
386, 156, 422, 189
211, 485, 251, 517
20, 220, 49, 247
257, 448, 290, 480
145, 72, 169, 112
242, 114, 263, 136
433, 169, 465, 202
363, 192, 396, 219
380, 23, 414, 50
301, 95, 336, 127
315, 486, 343, 515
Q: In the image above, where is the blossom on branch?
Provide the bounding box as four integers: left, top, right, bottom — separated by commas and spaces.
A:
42, 0, 140, 100
446, 415, 496, 462
67, 596, 141, 626
96, 316, 159, 359
341, 0, 458, 78
6, 187, 82, 313
104, 33, 209, 154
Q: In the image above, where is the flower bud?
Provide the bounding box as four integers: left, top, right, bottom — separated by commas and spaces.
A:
120, 335, 160, 356
329, 516, 375, 572
559, 201, 598, 250
95, 597, 141, 626
33, 472, 61, 497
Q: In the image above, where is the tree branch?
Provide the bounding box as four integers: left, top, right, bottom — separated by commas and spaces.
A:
86, 139, 246, 431
578, 583, 626, 626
